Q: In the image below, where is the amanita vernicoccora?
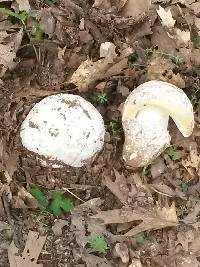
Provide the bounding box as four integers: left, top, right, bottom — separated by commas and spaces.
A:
20, 94, 105, 167
122, 80, 194, 168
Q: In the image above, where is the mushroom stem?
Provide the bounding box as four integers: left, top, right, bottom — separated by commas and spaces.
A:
123, 107, 170, 167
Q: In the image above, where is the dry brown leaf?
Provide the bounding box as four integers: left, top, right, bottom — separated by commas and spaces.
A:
8, 231, 46, 267
149, 183, 178, 198
183, 201, 200, 224
147, 54, 185, 88
104, 169, 129, 204
157, 6, 176, 28
100, 42, 117, 63
92, 0, 111, 9
120, 0, 151, 18
189, 2, 200, 15
92, 202, 178, 236
39, 8, 55, 38
0, 29, 23, 77
129, 259, 143, 267
52, 219, 68, 236
69, 46, 132, 91
12, 187, 39, 209
115, 242, 129, 263
82, 253, 113, 267
69, 58, 111, 91
182, 148, 200, 176
150, 157, 166, 179
175, 28, 191, 46
15, 0, 30, 11
176, 230, 194, 251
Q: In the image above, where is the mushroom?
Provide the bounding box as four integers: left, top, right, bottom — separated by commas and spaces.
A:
20, 94, 105, 167
122, 80, 194, 168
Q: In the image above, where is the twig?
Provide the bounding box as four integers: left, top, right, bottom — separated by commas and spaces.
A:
62, 187, 85, 203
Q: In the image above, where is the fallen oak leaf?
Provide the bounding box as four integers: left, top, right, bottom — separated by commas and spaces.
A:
157, 6, 176, 28
104, 169, 129, 204
8, 231, 46, 267
91, 202, 178, 236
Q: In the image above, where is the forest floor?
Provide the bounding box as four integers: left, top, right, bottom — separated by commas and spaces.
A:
1, 0, 200, 266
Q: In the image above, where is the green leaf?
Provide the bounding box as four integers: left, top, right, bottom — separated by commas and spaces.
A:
165, 147, 182, 161
47, 192, 74, 216
88, 235, 107, 254
135, 233, 146, 244
30, 188, 49, 208
0, 8, 29, 23
32, 24, 45, 39
177, 183, 191, 192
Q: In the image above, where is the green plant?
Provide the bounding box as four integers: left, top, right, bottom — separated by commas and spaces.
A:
165, 146, 182, 161
106, 121, 121, 137
31, 24, 45, 39
30, 188, 48, 209
47, 192, 74, 216
91, 92, 108, 105
145, 47, 156, 56
177, 182, 191, 192
30, 188, 74, 216
0, 7, 30, 23
135, 233, 146, 244
88, 235, 107, 254
191, 32, 200, 48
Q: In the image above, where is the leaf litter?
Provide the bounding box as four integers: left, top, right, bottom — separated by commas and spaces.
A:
1, 0, 200, 266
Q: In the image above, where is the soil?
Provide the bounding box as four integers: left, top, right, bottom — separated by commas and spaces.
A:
1, 0, 200, 266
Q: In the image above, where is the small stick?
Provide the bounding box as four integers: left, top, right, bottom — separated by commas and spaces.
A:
62, 187, 85, 203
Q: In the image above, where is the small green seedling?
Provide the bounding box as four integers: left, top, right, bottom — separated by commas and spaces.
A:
165, 146, 182, 161
32, 24, 45, 39
177, 183, 191, 192
88, 235, 108, 254
191, 32, 200, 48
135, 233, 146, 245
91, 92, 108, 105
170, 54, 183, 66
30, 188, 48, 209
145, 47, 156, 56
0, 7, 30, 24
47, 192, 74, 216
30, 188, 74, 216
106, 121, 121, 138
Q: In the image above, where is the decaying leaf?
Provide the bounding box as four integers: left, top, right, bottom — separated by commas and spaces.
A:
8, 231, 47, 267
92, 202, 178, 236
128, 259, 143, 267
15, 0, 31, 11
82, 253, 113, 267
92, 0, 111, 9
147, 54, 185, 88
0, 29, 23, 77
12, 187, 39, 209
120, 0, 151, 18
115, 242, 129, 263
104, 169, 129, 204
52, 219, 68, 236
100, 42, 117, 63
182, 148, 200, 176
157, 6, 176, 28
183, 201, 200, 224
175, 29, 191, 46
69, 58, 110, 92
69, 44, 132, 91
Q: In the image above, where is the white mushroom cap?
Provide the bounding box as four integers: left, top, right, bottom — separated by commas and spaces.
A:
20, 94, 105, 167
122, 80, 194, 168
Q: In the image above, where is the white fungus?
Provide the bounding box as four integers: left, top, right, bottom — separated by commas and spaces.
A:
122, 80, 194, 168
20, 94, 105, 167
